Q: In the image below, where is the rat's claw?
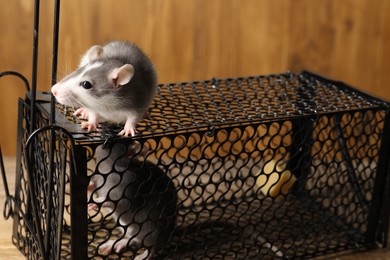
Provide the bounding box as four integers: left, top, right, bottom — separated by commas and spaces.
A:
113, 239, 129, 253
80, 115, 100, 131
118, 128, 137, 137
74, 107, 89, 119
88, 203, 98, 211
98, 240, 115, 255
120, 118, 137, 136
81, 121, 98, 131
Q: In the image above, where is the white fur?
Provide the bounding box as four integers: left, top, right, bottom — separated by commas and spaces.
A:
52, 62, 104, 106
98, 110, 137, 123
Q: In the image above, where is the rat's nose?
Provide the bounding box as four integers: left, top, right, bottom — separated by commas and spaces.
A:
51, 86, 57, 96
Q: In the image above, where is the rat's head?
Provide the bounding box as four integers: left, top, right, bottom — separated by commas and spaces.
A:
51, 60, 134, 110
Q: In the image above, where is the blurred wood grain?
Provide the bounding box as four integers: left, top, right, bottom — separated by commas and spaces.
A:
1, 0, 390, 155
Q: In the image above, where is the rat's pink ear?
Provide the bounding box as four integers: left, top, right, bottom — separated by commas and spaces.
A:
110, 64, 134, 87
80, 45, 104, 66
87, 45, 104, 60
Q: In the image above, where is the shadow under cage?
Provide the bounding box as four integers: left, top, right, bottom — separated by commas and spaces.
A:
10, 71, 390, 259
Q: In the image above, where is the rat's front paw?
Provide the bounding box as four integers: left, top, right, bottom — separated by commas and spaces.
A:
81, 121, 99, 131
98, 240, 115, 255
88, 202, 98, 211
98, 239, 129, 255
80, 114, 100, 131
119, 118, 138, 136
73, 107, 89, 119
118, 127, 137, 137
113, 238, 129, 253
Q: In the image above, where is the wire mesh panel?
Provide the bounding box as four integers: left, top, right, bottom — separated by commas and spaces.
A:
13, 99, 42, 259
13, 71, 390, 259
13, 99, 73, 259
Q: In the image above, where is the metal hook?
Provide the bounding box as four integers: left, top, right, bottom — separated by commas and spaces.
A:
0, 71, 30, 92
3, 196, 13, 220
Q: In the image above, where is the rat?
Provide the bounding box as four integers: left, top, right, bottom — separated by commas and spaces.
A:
51, 41, 157, 136
89, 143, 285, 259
88, 142, 231, 258
88, 142, 177, 259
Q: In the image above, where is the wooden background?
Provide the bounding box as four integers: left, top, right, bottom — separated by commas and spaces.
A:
1, 0, 390, 156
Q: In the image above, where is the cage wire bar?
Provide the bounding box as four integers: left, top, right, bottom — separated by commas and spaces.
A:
1, 0, 390, 260
29, 0, 40, 134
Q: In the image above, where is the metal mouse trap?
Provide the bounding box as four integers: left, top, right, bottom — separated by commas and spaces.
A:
2, 2, 390, 260
6, 70, 390, 260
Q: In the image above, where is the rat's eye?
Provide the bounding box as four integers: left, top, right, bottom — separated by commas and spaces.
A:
80, 81, 93, 89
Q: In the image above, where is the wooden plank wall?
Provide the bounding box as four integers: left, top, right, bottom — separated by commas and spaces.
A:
1, 0, 389, 155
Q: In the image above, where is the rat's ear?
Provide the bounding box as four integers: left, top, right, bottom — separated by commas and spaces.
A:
110, 64, 134, 87
79, 45, 104, 67
86, 45, 104, 61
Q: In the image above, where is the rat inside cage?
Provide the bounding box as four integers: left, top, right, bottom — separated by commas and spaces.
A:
1, 1, 390, 260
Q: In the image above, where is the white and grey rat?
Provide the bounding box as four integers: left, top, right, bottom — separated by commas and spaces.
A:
89, 143, 284, 259
51, 41, 157, 136
89, 143, 177, 259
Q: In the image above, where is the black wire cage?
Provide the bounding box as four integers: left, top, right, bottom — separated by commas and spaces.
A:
2, 1, 390, 260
